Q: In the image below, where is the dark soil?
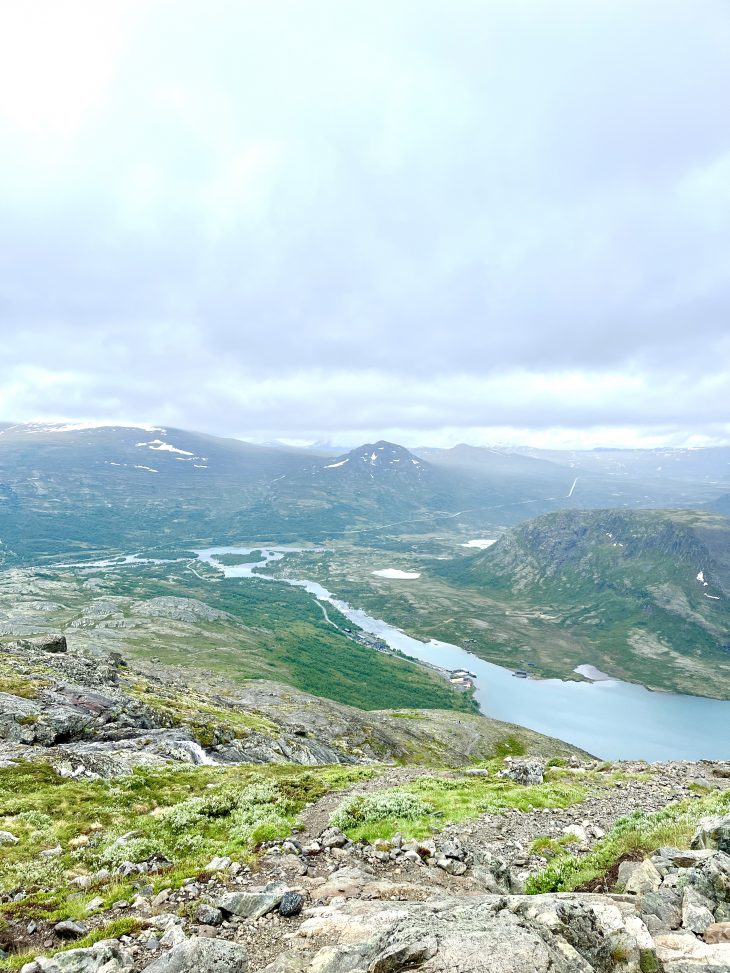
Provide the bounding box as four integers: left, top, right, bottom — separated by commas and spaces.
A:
575, 849, 645, 893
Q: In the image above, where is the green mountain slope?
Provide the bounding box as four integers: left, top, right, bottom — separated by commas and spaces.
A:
435, 508, 730, 696
0, 556, 477, 715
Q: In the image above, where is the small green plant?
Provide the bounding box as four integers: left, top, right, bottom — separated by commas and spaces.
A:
493, 735, 527, 758
331, 791, 433, 832
611, 944, 629, 966
525, 788, 730, 894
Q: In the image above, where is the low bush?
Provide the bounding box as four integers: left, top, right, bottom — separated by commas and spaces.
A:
331, 791, 433, 832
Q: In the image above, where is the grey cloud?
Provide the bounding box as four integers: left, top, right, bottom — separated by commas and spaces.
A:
0, 0, 728, 444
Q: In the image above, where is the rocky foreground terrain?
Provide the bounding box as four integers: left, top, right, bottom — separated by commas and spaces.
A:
1, 636, 730, 972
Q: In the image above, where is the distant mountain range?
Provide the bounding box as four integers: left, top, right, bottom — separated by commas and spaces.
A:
0, 422, 727, 562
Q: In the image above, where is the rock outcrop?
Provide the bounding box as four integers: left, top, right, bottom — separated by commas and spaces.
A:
0, 636, 588, 777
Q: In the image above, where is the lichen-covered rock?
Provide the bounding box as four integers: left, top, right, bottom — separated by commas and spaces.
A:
624, 859, 662, 895
684, 851, 730, 905
140, 937, 248, 973
288, 892, 657, 972
279, 892, 304, 917
195, 905, 223, 926
692, 814, 730, 855
681, 888, 715, 935
498, 759, 545, 786
217, 887, 286, 919
32, 939, 133, 973
639, 888, 682, 931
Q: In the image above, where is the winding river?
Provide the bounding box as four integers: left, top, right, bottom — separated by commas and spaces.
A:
195, 545, 730, 762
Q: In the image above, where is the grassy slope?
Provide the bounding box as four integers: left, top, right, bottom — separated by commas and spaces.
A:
0, 558, 475, 714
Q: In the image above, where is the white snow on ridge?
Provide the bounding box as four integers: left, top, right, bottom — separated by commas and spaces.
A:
705, 593, 720, 600
7, 420, 165, 435
325, 459, 349, 469
136, 439, 194, 456
134, 465, 158, 473
697, 570, 708, 586
372, 568, 421, 579
461, 539, 497, 549
370, 452, 378, 463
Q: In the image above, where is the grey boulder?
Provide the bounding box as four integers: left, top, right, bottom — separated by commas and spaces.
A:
141, 937, 247, 973
217, 887, 285, 919
32, 940, 133, 973
692, 814, 730, 855
498, 759, 545, 786
623, 859, 662, 895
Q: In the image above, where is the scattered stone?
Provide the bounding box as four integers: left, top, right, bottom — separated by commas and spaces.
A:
151, 888, 172, 908
53, 920, 88, 939
195, 905, 223, 927
159, 924, 186, 948
498, 759, 545, 786
0, 830, 19, 845
26, 635, 67, 654
278, 892, 304, 917
32, 940, 133, 973
70, 876, 94, 890
319, 827, 347, 849
561, 824, 588, 845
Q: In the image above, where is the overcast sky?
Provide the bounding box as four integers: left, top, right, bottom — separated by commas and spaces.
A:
1, 0, 728, 449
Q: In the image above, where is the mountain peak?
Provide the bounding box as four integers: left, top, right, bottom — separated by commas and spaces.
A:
321, 440, 425, 476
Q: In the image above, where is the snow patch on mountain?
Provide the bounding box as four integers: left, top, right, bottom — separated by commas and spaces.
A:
136, 439, 194, 456
372, 568, 421, 579
2, 420, 165, 435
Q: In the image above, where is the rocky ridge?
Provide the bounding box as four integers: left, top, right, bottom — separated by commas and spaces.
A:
0, 636, 587, 777
2, 637, 730, 972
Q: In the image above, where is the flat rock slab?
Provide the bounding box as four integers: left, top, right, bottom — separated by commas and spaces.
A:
31, 940, 133, 973
284, 892, 659, 973
655, 931, 730, 971
141, 937, 248, 973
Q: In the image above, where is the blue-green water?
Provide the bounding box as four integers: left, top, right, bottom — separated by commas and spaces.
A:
197, 545, 730, 761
